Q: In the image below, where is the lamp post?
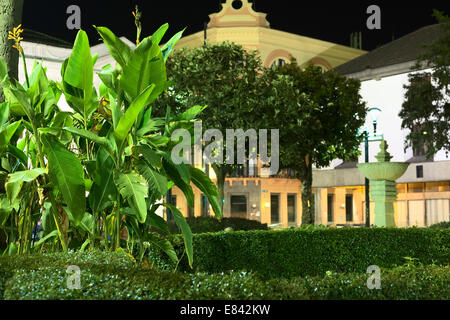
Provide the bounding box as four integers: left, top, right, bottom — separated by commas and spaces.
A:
364, 107, 383, 227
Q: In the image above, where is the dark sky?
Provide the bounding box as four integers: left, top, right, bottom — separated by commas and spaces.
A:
22, 0, 449, 51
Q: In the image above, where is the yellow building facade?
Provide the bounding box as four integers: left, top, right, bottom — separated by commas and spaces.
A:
168, 0, 366, 227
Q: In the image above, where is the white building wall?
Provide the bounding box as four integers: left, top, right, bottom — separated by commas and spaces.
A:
320, 67, 449, 170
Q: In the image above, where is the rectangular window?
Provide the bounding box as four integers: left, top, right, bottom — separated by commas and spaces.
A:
346, 194, 353, 222
230, 195, 247, 218
327, 194, 334, 223
416, 165, 424, 178
287, 194, 296, 223
271, 194, 280, 224
408, 183, 425, 193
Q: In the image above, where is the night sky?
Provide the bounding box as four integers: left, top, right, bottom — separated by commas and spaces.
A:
22, 0, 449, 51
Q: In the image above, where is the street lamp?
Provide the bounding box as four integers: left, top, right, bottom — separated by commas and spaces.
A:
364, 107, 384, 227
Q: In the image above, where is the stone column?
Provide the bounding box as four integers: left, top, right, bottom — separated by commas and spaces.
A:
371, 180, 397, 227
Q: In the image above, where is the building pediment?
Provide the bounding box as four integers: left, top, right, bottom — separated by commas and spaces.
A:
208, 0, 270, 28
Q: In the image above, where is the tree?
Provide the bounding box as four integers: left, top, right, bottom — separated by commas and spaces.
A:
260, 61, 367, 225
154, 42, 264, 212
0, 0, 23, 82
400, 10, 450, 158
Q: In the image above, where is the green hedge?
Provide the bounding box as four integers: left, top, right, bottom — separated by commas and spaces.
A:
0, 251, 448, 300
167, 217, 268, 234
149, 227, 450, 279
429, 221, 450, 229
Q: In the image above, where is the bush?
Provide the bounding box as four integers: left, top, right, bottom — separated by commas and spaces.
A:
0, 252, 448, 300
429, 221, 450, 229
149, 227, 450, 279
167, 217, 268, 234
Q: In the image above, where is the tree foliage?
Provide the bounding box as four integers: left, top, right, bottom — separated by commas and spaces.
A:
400, 10, 450, 158
154, 42, 265, 210
260, 60, 366, 224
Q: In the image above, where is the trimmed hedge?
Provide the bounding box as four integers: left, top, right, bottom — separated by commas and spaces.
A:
167, 217, 268, 234
0, 251, 448, 300
149, 227, 450, 279
429, 221, 450, 229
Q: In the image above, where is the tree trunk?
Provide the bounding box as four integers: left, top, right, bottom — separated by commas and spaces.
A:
299, 156, 315, 226
0, 0, 24, 82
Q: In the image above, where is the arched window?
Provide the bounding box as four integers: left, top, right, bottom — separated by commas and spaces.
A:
270, 58, 287, 68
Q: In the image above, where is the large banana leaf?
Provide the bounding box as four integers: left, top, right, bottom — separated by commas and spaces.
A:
62, 30, 96, 120
63, 127, 115, 156
64, 207, 95, 235
5, 168, 46, 204
161, 29, 185, 61
145, 208, 170, 234
41, 134, 86, 226
89, 148, 117, 214
0, 102, 9, 125
95, 26, 132, 69
114, 84, 155, 153
150, 24, 169, 46
135, 159, 168, 199
164, 203, 193, 268
0, 120, 22, 148
189, 166, 222, 219
120, 36, 167, 105
162, 157, 194, 208
0, 196, 19, 226
2, 80, 34, 118
146, 232, 178, 264
114, 171, 148, 223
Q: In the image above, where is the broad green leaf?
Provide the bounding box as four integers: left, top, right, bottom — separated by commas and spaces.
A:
0, 102, 9, 125
0, 120, 22, 148
147, 232, 178, 264
161, 29, 185, 61
64, 207, 95, 235
135, 159, 168, 198
2, 81, 34, 118
0, 58, 8, 82
41, 202, 57, 233
89, 148, 117, 213
2, 242, 18, 256
114, 84, 155, 152
176, 105, 206, 121
146, 134, 170, 147
164, 203, 193, 268
136, 144, 162, 168
120, 36, 167, 104
5, 168, 46, 204
114, 171, 148, 223
162, 153, 190, 184
162, 157, 194, 208
95, 26, 132, 68
33, 230, 58, 248
41, 134, 86, 226
189, 166, 222, 219
145, 210, 170, 234
150, 24, 169, 46
63, 30, 96, 119
0, 196, 19, 225
63, 127, 115, 155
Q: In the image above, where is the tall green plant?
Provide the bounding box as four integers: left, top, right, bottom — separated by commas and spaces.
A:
0, 18, 222, 268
